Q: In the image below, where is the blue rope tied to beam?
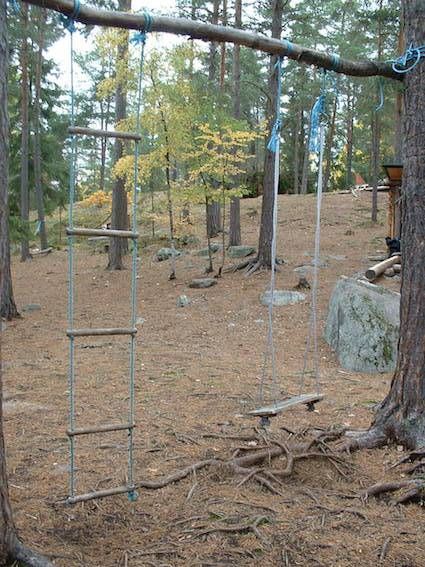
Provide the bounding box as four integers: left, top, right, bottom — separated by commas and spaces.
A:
130, 11, 153, 44
60, 0, 80, 33
391, 43, 425, 74
8, 0, 20, 13
267, 57, 284, 153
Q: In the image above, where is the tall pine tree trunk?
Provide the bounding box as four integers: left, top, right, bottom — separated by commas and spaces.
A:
33, 7, 48, 251
292, 107, 302, 194
255, 0, 284, 268
371, 0, 384, 222
206, 0, 221, 238
345, 90, 354, 189
354, 0, 425, 451
229, 0, 242, 247
300, 111, 310, 195
108, 0, 130, 270
323, 94, 338, 192
19, 3, 31, 261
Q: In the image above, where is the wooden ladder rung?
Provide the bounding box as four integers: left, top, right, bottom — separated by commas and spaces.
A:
67, 423, 135, 437
67, 327, 137, 337
69, 126, 141, 141
67, 485, 135, 504
67, 227, 138, 239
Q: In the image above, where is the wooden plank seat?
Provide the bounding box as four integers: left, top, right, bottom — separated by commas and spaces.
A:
248, 393, 324, 418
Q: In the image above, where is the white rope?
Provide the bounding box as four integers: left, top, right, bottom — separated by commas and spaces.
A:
300, 123, 325, 395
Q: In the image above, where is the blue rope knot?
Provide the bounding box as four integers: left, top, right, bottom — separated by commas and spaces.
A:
267, 118, 282, 153
391, 43, 425, 74
331, 53, 340, 72
127, 489, 138, 502
8, 0, 20, 14
131, 11, 153, 44
309, 94, 325, 154
60, 0, 80, 33
283, 39, 293, 56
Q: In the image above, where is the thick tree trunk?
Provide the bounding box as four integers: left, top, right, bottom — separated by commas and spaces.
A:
107, 0, 130, 270
323, 94, 338, 192
206, 0, 221, 239
33, 7, 48, 251
0, 1, 18, 321
256, 0, 284, 267
366, 0, 425, 450
371, 109, 380, 222
228, 0, 242, 247
292, 107, 302, 194
219, 0, 227, 92
19, 3, 31, 261
300, 111, 310, 195
345, 90, 354, 189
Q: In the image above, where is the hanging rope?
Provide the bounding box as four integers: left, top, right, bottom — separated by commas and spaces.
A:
300, 71, 332, 397
63, 0, 78, 502
60, 0, 80, 32
259, 57, 284, 408
126, 16, 150, 502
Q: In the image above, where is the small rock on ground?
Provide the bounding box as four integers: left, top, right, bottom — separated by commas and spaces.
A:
189, 278, 217, 289
260, 290, 306, 306
156, 247, 182, 261
176, 295, 191, 307
228, 245, 256, 258
22, 304, 41, 312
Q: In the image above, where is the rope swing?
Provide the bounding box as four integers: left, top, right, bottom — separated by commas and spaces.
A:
250, 66, 335, 426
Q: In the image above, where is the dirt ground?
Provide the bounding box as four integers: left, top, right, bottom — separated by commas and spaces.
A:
3, 191, 424, 567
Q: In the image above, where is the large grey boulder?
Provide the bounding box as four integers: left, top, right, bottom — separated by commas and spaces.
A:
261, 290, 306, 306
324, 276, 400, 373
194, 243, 221, 256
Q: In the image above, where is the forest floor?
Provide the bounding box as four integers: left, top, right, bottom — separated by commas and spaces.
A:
3, 191, 424, 567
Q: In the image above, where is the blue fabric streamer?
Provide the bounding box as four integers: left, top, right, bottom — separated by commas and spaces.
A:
9, 0, 20, 13
267, 58, 284, 153
60, 0, 80, 33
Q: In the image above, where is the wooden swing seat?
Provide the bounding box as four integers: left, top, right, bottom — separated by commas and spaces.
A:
248, 393, 324, 418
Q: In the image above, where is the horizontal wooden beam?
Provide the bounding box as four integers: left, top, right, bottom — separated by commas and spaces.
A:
22, 0, 400, 80
69, 126, 141, 141
67, 422, 135, 436
67, 227, 138, 238
67, 327, 137, 337
66, 485, 135, 504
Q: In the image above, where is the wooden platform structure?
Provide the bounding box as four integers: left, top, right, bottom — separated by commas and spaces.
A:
248, 393, 324, 418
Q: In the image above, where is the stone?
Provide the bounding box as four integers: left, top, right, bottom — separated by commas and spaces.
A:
194, 243, 221, 256
228, 245, 256, 258
22, 303, 41, 312
260, 290, 306, 307
189, 278, 217, 289
156, 247, 182, 261
176, 295, 191, 307
324, 276, 400, 373
294, 265, 315, 275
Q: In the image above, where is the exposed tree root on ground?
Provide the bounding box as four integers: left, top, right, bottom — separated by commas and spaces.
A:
10, 536, 54, 567
134, 428, 352, 497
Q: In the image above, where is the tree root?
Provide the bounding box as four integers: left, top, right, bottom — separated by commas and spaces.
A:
360, 479, 425, 504
11, 537, 55, 567
134, 429, 350, 497
191, 515, 271, 547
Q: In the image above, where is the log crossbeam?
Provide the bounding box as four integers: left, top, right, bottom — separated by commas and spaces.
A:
22, 0, 400, 80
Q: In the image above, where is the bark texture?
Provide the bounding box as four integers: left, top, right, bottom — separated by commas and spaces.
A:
0, 0, 18, 320
107, 0, 130, 270
369, 0, 425, 449
256, 0, 283, 267
33, 7, 48, 251
20, 3, 31, 261
228, 0, 242, 247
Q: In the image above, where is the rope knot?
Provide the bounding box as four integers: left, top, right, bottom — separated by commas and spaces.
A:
60, 0, 80, 33
391, 43, 425, 74
131, 11, 153, 44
